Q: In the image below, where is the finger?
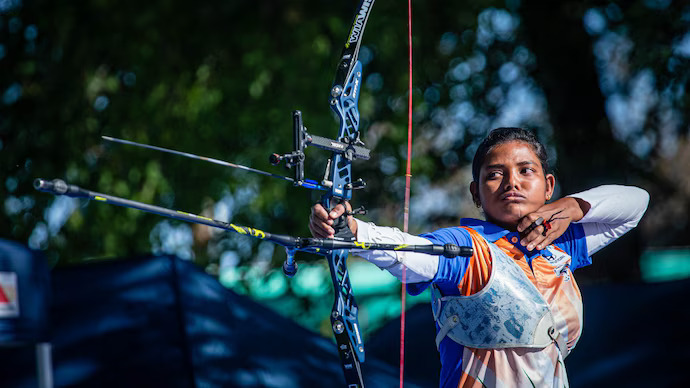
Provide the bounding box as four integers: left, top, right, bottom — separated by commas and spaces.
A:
517, 214, 541, 233
534, 224, 559, 251
524, 229, 548, 251
531, 219, 566, 250
535, 236, 553, 251
520, 225, 540, 250
328, 203, 348, 220
311, 203, 331, 223
310, 204, 336, 235
309, 214, 335, 238
309, 223, 332, 238
519, 217, 543, 245
309, 223, 331, 239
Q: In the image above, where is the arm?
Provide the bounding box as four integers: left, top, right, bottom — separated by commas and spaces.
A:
354, 219, 440, 283
517, 185, 649, 254
568, 185, 650, 256
309, 203, 440, 283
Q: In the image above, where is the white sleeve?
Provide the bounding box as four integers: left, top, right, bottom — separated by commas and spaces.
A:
352, 219, 439, 283
568, 185, 649, 256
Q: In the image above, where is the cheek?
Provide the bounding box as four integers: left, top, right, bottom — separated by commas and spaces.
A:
480, 181, 501, 197
532, 179, 547, 194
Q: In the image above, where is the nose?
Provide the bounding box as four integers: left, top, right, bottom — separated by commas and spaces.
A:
503, 169, 521, 191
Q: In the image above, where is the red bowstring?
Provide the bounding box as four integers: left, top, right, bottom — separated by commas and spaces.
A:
400, 0, 413, 386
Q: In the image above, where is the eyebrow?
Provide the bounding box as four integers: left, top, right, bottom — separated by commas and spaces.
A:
485, 161, 537, 169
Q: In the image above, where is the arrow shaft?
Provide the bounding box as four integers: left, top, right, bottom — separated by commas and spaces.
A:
102, 136, 296, 184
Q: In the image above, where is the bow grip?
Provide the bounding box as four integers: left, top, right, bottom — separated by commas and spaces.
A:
332, 212, 356, 241
322, 197, 356, 242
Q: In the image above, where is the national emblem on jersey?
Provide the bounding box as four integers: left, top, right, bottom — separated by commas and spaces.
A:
542, 246, 572, 281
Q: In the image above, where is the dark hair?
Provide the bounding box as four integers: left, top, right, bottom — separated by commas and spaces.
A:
471, 127, 550, 182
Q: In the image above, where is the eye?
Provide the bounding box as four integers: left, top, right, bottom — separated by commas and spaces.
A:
521, 167, 536, 175
486, 170, 502, 179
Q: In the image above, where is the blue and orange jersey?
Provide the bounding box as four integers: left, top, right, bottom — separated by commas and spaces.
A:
410, 218, 589, 388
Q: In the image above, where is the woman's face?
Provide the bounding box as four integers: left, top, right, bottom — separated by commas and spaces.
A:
470, 140, 555, 230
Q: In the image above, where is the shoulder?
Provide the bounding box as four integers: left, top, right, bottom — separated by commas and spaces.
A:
408, 221, 484, 296
553, 223, 591, 270
420, 218, 491, 247
421, 226, 472, 245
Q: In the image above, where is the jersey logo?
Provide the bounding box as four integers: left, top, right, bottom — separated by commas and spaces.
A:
543, 246, 572, 281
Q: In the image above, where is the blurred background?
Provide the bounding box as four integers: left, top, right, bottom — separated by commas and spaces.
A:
1, 0, 689, 386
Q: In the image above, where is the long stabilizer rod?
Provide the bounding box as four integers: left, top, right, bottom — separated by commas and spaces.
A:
34, 178, 472, 258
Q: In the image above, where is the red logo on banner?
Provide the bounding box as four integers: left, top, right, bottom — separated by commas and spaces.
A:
0, 272, 20, 318
0, 286, 9, 303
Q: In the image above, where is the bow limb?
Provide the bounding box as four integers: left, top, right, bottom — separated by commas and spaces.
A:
321, 1, 375, 386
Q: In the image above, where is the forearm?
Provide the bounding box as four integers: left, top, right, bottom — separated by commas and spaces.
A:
353, 219, 439, 282
567, 185, 650, 255
569, 185, 649, 225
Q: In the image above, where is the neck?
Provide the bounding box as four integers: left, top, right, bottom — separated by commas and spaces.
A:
485, 216, 518, 232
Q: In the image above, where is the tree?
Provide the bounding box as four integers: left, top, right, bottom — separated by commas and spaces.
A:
1, 0, 687, 284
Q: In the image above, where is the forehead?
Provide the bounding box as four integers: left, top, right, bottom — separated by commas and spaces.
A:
482, 140, 540, 167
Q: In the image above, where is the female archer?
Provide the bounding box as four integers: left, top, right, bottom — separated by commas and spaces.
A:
309, 127, 649, 387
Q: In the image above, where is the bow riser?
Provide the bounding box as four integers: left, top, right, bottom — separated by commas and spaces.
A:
327, 61, 363, 199
321, 60, 366, 387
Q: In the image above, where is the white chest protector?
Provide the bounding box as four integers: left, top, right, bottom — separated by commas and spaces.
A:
431, 239, 569, 358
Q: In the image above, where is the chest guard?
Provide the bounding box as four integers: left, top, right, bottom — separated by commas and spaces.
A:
431, 240, 569, 358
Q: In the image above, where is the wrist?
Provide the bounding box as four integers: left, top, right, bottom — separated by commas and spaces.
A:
349, 217, 358, 239
350, 218, 365, 240
563, 197, 588, 222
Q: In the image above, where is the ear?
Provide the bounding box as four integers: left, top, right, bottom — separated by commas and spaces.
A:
469, 181, 481, 207
545, 173, 556, 201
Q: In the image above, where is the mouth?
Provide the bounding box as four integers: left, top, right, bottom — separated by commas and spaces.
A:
501, 191, 526, 202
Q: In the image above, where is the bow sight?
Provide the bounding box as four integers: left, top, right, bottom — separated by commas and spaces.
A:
269, 110, 370, 193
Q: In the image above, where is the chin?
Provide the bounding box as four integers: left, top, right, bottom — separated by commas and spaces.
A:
487, 207, 524, 228
502, 204, 528, 219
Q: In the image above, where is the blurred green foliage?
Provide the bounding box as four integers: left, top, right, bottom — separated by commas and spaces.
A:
1, 0, 689, 332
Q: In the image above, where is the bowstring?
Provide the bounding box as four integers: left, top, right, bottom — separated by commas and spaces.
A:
400, 0, 413, 386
